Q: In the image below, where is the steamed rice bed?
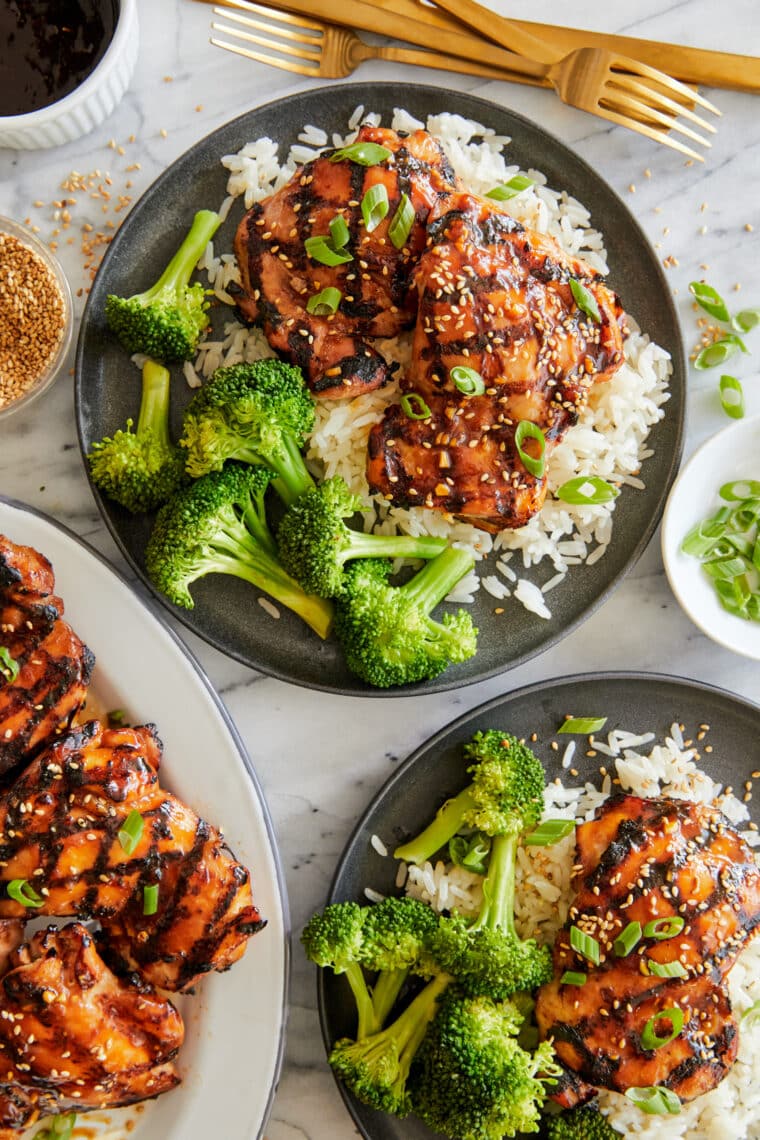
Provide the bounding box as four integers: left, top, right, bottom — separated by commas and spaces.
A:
188, 106, 672, 618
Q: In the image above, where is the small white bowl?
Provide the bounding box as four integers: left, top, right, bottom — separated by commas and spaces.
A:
661, 413, 760, 661
0, 0, 139, 150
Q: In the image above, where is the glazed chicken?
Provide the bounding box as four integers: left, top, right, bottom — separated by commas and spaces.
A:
0, 719, 265, 991
0, 535, 94, 775
234, 124, 456, 398
367, 192, 627, 531
535, 794, 760, 1106
0, 923, 183, 1135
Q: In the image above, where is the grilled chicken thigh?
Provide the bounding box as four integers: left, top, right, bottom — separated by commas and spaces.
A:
535, 794, 760, 1105
0, 720, 265, 991
367, 192, 626, 531
0, 536, 94, 775
234, 125, 456, 398
0, 923, 182, 1134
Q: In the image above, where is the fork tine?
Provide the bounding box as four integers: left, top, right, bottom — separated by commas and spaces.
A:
211, 20, 321, 61
609, 57, 721, 116
210, 36, 318, 74
212, 3, 324, 34
609, 76, 717, 134
603, 90, 713, 149
594, 105, 705, 162
211, 15, 321, 49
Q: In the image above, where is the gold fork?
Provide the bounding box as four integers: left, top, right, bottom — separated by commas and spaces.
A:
209, 4, 544, 83
432, 0, 721, 161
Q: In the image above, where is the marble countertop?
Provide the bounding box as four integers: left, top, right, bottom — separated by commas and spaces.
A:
1, 1, 759, 1136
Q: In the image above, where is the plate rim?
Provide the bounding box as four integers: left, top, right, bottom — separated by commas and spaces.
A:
74, 80, 686, 696
316, 667, 760, 1139
0, 492, 291, 1140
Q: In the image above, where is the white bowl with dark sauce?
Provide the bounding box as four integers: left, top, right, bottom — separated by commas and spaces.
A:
0, 0, 138, 150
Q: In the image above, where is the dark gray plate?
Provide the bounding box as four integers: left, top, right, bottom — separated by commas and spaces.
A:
75, 83, 685, 695
318, 671, 760, 1139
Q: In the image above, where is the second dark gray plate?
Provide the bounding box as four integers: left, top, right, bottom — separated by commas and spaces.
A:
76, 83, 685, 694
318, 671, 760, 1139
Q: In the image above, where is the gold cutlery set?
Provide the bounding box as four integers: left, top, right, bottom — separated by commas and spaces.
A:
199, 0, 759, 159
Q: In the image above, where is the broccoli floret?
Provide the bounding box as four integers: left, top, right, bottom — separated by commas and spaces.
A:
105, 209, 221, 361
361, 897, 442, 1026
277, 476, 448, 597
410, 988, 560, 1139
144, 463, 333, 638
87, 359, 186, 513
334, 551, 477, 688
330, 972, 451, 1116
545, 1105, 623, 1140
180, 360, 316, 506
395, 731, 552, 999
302, 902, 378, 1040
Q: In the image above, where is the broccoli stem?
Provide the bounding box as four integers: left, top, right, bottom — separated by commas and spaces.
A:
139, 209, 220, 302
400, 546, 475, 612
393, 785, 479, 866
470, 832, 517, 938
371, 967, 410, 1028
137, 360, 172, 447
344, 532, 448, 563
345, 960, 380, 1040
226, 435, 315, 507
379, 972, 451, 1071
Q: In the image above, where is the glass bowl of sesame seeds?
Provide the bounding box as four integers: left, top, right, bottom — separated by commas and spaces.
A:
0, 216, 74, 420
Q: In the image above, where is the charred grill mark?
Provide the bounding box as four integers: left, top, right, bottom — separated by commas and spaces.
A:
426, 206, 524, 248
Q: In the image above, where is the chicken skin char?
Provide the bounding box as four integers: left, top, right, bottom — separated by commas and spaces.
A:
0, 536, 94, 776
535, 794, 760, 1106
0, 923, 182, 1135
367, 192, 627, 531
233, 125, 457, 398
0, 720, 265, 991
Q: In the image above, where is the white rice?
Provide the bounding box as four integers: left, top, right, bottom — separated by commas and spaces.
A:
398, 726, 760, 1139
194, 106, 672, 620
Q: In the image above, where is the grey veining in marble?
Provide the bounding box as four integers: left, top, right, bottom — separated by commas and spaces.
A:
1, 1, 759, 1136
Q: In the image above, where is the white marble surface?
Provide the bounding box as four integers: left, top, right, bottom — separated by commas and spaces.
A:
1, 1, 760, 1136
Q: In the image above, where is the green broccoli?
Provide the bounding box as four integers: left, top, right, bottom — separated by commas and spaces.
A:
361, 896, 442, 1026
277, 475, 449, 597
395, 731, 552, 998
180, 359, 316, 506
105, 209, 221, 361
302, 902, 378, 1040
410, 988, 560, 1139
544, 1105, 623, 1140
333, 550, 477, 688
329, 972, 451, 1116
144, 463, 333, 638
87, 359, 186, 513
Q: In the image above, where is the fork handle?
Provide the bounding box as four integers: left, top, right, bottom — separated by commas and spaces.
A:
431, 0, 560, 66
364, 42, 546, 82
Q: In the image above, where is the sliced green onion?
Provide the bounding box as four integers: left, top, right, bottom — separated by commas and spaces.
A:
625, 1086, 681, 1116
647, 958, 687, 979
524, 819, 576, 846
330, 141, 392, 166
34, 1114, 77, 1140
555, 476, 619, 506
449, 832, 491, 875
688, 280, 731, 324
694, 334, 747, 370
400, 392, 431, 420
361, 184, 389, 233
143, 884, 159, 916
560, 970, 587, 986
720, 480, 760, 501
329, 214, 350, 250
570, 925, 600, 965
641, 1007, 685, 1051
7, 878, 44, 909
451, 366, 485, 397
303, 235, 352, 267
306, 286, 342, 316
118, 810, 144, 856
719, 374, 745, 419
569, 277, 601, 323
107, 708, 127, 726
0, 646, 19, 684
558, 716, 608, 734
614, 921, 642, 957
732, 308, 760, 334
389, 192, 415, 249
702, 555, 749, 581
515, 420, 547, 478
742, 999, 760, 1026
485, 174, 534, 201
